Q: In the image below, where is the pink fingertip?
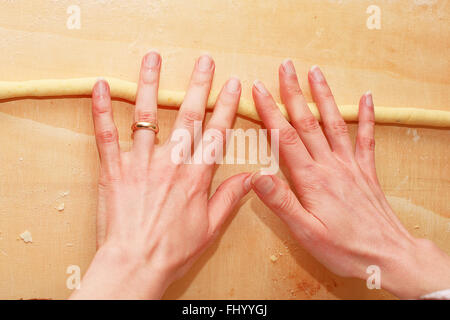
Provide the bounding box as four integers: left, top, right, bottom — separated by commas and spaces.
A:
365, 91, 373, 107
94, 78, 108, 97
309, 65, 324, 82
226, 77, 241, 93
253, 80, 269, 96
282, 59, 296, 74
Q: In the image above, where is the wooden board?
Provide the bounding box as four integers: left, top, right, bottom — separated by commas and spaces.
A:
0, 0, 448, 300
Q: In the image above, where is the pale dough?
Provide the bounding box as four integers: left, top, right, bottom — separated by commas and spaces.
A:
0, 78, 449, 127
56, 203, 65, 212
19, 230, 32, 243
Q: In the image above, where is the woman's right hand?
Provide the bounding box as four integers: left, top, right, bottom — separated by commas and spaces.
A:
70, 53, 251, 300
250, 60, 450, 299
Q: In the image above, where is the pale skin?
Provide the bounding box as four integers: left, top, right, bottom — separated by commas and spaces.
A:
71, 53, 450, 300
250, 60, 450, 299
70, 52, 252, 299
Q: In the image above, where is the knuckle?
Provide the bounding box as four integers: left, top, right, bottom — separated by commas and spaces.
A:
324, 91, 334, 99
136, 110, 157, 122
279, 126, 300, 146
180, 110, 203, 129
294, 115, 320, 133
357, 136, 375, 151
98, 173, 121, 188
93, 101, 110, 115
298, 177, 322, 194
275, 188, 297, 213
219, 91, 239, 105
140, 70, 160, 86
327, 119, 348, 136
285, 83, 302, 95
96, 128, 118, 143
190, 73, 211, 88
219, 187, 238, 208
98, 176, 110, 189
265, 104, 281, 119
319, 87, 334, 99
141, 75, 158, 85
205, 125, 226, 145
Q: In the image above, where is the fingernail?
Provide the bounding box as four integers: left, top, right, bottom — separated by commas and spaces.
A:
252, 172, 274, 195
253, 80, 269, 96
145, 51, 160, 68
365, 91, 373, 107
282, 59, 296, 74
95, 79, 108, 97
197, 54, 213, 71
226, 77, 241, 93
310, 65, 324, 82
243, 173, 253, 192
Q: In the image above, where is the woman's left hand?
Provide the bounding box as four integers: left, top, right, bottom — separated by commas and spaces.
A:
70, 52, 251, 299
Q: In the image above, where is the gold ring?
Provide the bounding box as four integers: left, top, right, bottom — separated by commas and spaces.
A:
131, 121, 159, 138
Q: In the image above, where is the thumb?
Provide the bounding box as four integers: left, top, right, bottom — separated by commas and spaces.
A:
251, 172, 323, 241
207, 172, 252, 236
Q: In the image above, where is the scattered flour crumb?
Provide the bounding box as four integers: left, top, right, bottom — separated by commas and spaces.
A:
270, 254, 279, 262
0, 249, 7, 256
56, 203, 65, 212
412, 130, 420, 143
66, 243, 74, 247
19, 157, 23, 161
59, 191, 70, 197
20, 230, 33, 243
407, 128, 420, 143
414, 225, 420, 229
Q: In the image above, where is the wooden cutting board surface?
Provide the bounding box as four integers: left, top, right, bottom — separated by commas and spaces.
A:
0, 0, 448, 299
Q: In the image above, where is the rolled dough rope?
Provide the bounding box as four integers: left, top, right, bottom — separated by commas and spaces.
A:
0, 77, 449, 127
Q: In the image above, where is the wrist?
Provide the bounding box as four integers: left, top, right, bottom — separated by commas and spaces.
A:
70, 244, 171, 299
378, 238, 450, 299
